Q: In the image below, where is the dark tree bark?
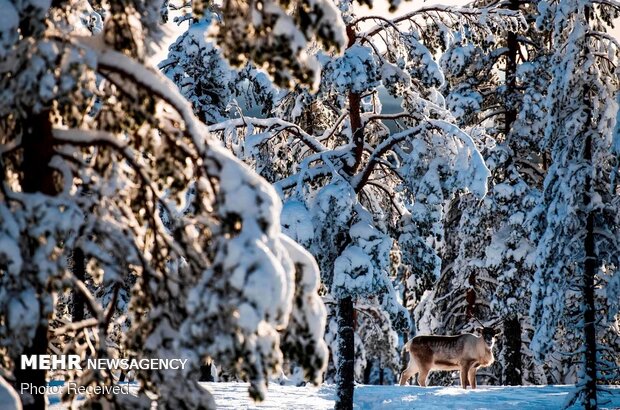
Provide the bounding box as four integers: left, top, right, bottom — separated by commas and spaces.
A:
503, 314, 523, 385
334, 24, 364, 410
465, 271, 477, 320
13, 325, 49, 410
199, 365, 214, 382
363, 360, 371, 385
345, 24, 363, 175
13, 110, 57, 410
503, 0, 519, 137
335, 296, 355, 410
20, 111, 56, 195
581, 7, 597, 402
71, 248, 86, 322
582, 115, 598, 410
583, 205, 597, 410
199, 358, 215, 382
501, 0, 525, 385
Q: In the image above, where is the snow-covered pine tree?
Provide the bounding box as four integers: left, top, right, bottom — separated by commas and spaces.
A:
0, 1, 331, 408
412, 14, 515, 358
212, 0, 347, 89
529, 0, 620, 406
414, 0, 552, 386
159, 7, 281, 127
204, 3, 520, 406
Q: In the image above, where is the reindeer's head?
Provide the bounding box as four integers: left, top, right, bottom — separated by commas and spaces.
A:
475, 327, 500, 346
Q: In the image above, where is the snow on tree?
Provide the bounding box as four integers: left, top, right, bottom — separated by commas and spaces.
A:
201, 3, 521, 407
528, 0, 620, 407
412, 0, 558, 387
278, 236, 329, 385
213, 0, 347, 89
0, 376, 21, 410
159, 16, 236, 125
159, 11, 280, 126
484, 154, 545, 385
0, 1, 329, 408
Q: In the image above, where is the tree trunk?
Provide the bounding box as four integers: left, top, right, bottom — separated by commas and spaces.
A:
13, 325, 48, 410
465, 271, 476, 320
335, 296, 355, 410
199, 358, 215, 382
504, 0, 519, 137
502, 1, 524, 383
13, 110, 57, 409
345, 24, 363, 175
583, 209, 597, 409
503, 314, 523, 385
363, 360, 371, 385
334, 23, 362, 410
581, 4, 597, 397
199, 364, 214, 382
71, 248, 86, 322
583, 121, 597, 409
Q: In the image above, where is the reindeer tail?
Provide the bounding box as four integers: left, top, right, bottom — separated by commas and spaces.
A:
403, 339, 412, 354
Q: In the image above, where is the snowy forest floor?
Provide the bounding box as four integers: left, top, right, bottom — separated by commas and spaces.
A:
45, 382, 620, 409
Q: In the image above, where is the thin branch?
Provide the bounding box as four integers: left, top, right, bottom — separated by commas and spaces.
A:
207, 117, 326, 152
52, 318, 99, 335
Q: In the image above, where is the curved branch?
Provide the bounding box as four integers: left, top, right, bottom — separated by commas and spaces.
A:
361, 112, 423, 127
364, 181, 404, 217
357, 6, 518, 38
0, 135, 22, 155
591, 0, 620, 10
353, 124, 429, 192
74, 35, 211, 154
207, 117, 327, 152
52, 128, 190, 266
274, 164, 331, 192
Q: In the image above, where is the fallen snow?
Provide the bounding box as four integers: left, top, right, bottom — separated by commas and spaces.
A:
0, 376, 21, 410
46, 382, 620, 409
207, 383, 620, 410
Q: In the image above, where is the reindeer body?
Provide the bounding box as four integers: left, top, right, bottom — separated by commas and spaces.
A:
399, 332, 495, 389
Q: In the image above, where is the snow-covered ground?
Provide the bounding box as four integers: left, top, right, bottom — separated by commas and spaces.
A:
206, 383, 620, 409
44, 382, 620, 409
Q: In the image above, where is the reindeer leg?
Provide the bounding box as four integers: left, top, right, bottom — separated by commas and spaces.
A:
468, 365, 478, 389
399, 358, 419, 386
398, 370, 409, 386
418, 367, 430, 387
459, 364, 469, 389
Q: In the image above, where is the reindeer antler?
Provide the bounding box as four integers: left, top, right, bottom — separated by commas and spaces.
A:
472, 315, 486, 328
472, 315, 504, 329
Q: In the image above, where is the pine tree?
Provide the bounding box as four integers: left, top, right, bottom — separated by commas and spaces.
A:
205, 2, 518, 405
414, 0, 553, 386
0, 1, 330, 408
529, 0, 620, 406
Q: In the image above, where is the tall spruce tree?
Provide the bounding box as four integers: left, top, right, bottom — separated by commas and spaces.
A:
414, 0, 552, 386
529, 0, 620, 406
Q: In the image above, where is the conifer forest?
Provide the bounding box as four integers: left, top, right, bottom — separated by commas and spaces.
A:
0, 0, 619, 409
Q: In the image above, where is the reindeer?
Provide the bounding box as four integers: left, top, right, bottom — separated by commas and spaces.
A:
399, 326, 500, 389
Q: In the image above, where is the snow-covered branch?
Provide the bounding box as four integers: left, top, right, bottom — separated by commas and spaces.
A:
207, 117, 327, 152
74, 35, 211, 152
357, 6, 520, 38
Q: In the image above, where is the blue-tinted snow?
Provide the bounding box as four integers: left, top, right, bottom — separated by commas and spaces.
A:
45, 382, 620, 409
